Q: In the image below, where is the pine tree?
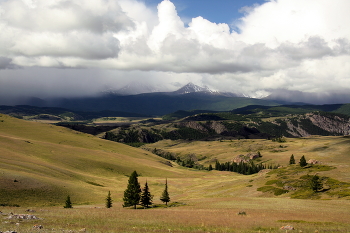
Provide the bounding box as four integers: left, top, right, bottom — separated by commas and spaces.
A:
64, 195, 72, 208
140, 181, 153, 208
289, 154, 296, 165
106, 191, 112, 208
160, 178, 170, 206
123, 171, 141, 209
208, 164, 213, 171
299, 155, 307, 167
247, 166, 252, 175
310, 174, 323, 192
215, 160, 220, 170
232, 162, 237, 172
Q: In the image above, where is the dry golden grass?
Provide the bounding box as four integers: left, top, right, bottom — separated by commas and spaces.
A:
145, 137, 350, 183
0, 114, 206, 206
1, 198, 349, 233
1, 114, 350, 232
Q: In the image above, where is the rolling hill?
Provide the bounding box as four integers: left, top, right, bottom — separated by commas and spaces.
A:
0, 114, 196, 206
1, 111, 350, 209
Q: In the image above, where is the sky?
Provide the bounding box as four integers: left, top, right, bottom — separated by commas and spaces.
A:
0, 0, 350, 104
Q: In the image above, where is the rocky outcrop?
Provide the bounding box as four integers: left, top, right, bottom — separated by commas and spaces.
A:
308, 113, 350, 135
233, 152, 262, 163
177, 121, 228, 134
276, 113, 350, 137
280, 225, 294, 230
7, 214, 39, 220
286, 120, 311, 137
308, 159, 321, 164
177, 121, 208, 131
209, 121, 227, 134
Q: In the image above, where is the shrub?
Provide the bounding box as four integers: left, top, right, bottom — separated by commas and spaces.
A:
257, 186, 288, 196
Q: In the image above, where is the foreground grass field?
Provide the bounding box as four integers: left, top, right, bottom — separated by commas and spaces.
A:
1, 114, 350, 232
1, 198, 350, 232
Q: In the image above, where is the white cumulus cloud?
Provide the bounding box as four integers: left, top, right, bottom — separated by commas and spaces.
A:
0, 0, 350, 104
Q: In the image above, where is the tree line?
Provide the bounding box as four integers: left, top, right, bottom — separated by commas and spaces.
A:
213, 160, 279, 175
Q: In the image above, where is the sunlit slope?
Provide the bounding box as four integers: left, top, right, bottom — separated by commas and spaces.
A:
147, 137, 350, 169
145, 137, 350, 198
0, 114, 197, 206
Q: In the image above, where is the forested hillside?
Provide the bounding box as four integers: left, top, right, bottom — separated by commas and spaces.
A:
103, 112, 350, 146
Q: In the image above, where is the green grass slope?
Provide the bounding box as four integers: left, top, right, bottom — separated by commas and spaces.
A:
144, 136, 350, 199
0, 114, 198, 206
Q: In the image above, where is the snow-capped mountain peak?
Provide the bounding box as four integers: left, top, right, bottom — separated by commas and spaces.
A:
173, 82, 216, 95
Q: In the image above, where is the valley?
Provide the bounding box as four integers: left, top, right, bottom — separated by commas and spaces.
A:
1, 110, 350, 232
2, 0, 350, 231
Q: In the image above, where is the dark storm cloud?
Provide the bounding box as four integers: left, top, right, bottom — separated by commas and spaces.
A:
0, 57, 16, 69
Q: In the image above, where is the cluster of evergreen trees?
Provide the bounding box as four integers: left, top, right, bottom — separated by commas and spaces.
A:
149, 148, 205, 170
288, 154, 323, 192
151, 148, 177, 161
289, 154, 307, 167
175, 156, 206, 169
123, 171, 170, 209
213, 160, 279, 175
148, 146, 276, 175
63, 171, 170, 209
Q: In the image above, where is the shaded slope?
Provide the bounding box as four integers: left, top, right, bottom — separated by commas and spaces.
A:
232, 104, 349, 116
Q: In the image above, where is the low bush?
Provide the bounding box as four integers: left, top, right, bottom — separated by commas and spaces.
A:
257, 186, 289, 196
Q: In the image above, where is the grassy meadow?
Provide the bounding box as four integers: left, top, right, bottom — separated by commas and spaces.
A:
1, 198, 350, 232
1, 113, 350, 232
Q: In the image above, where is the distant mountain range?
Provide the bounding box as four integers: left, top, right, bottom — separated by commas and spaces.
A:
1, 82, 279, 116
51, 82, 281, 115
53, 93, 278, 116
104, 82, 238, 97
3, 82, 350, 116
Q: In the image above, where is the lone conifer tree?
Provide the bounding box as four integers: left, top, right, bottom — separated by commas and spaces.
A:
289, 154, 296, 165
299, 155, 307, 167
123, 171, 141, 209
140, 181, 153, 208
310, 174, 323, 192
106, 191, 113, 208
160, 178, 170, 206
64, 195, 72, 208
